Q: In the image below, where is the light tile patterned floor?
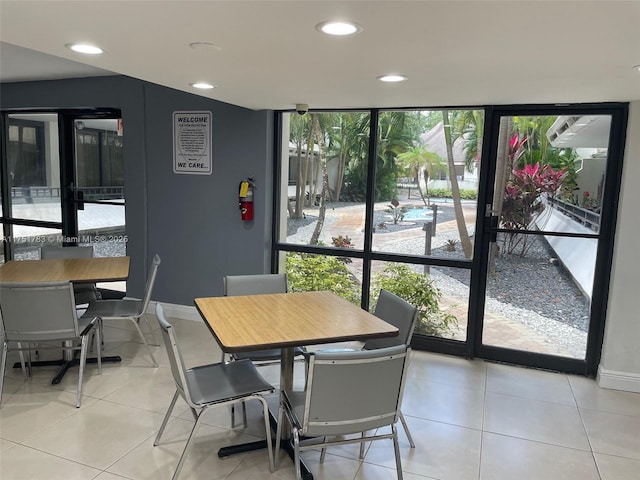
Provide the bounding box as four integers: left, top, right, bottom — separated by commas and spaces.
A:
1, 315, 639, 480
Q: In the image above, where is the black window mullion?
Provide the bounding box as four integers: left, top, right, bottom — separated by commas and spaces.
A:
360, 109, 379, 310
59, 114, 78, 245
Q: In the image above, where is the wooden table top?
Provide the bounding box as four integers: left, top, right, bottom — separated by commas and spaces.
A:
0, 256, 130, 283
195, 290, 399, 352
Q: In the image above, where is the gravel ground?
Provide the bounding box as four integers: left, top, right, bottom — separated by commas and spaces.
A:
286, 202, 590, 356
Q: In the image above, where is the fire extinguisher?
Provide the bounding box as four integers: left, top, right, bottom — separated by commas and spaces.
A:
239, 178, 255, 221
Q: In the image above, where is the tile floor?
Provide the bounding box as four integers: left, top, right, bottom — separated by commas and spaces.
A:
1, 314, 639, 480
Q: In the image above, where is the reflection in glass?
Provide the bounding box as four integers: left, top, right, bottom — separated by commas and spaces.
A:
7, 114, 61, 223
75, 118, 124, 202
9, 226, 63, 260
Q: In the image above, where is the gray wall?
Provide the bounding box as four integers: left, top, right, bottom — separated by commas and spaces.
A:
1, 76, 274, 304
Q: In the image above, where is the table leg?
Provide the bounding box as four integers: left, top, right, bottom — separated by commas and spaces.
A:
13, 341, 121, 384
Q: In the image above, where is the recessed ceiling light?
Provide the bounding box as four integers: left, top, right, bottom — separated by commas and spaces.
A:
66, 43, 103, 55
377, 75, 408, 83
633, 64, 640, 71
316, 21, 362, 36
191, 82, 215, 90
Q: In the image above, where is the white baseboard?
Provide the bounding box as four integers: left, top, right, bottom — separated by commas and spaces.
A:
597, 365, 640, 393
147, 301, 201, 321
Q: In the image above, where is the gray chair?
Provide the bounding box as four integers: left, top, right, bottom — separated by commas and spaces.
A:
223, 273, 306, 427
222, 273, 306, 363
0, 281, 101, 408
275, 345, 410, 480
153, 304, 275, 480
315, 288, 419, 448
40, 245, 100, 306
83, 254, 160, 367
365, 289, 419, 448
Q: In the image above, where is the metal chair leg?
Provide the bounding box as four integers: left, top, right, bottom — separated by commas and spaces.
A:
130, 317, 158, 367
155, 390, 180, 445
399, 412, 415, 448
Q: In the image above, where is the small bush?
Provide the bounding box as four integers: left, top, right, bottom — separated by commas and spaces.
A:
286, 252, 360, 304
428, 188, 450, 198
425, 188, 477, 200
371, 263, 458, 337
444, 239, 458, 252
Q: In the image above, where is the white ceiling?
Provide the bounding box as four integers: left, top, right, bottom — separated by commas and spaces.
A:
1, 1, 639, 111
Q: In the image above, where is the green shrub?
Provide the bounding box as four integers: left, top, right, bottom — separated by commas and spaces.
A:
286, 252, 360, 304
428, 188, 450, 198
424, 188, 477, 200
371, 263, 458, 337
459, 189, 477, 200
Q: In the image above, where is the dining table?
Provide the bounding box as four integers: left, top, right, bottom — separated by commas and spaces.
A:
195, 290, 399, 480
0, 256, 130, 384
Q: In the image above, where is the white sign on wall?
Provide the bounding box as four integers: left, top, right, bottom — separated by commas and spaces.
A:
173, 111, 212, 175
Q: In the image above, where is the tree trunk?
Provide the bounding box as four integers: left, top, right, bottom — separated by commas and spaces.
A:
421, 168, 430, 206
442, 110, 473, 259
293, 139, 304, 219
489, 116, 513, 273
333, 152, 346, 201
310, 115, 329, 245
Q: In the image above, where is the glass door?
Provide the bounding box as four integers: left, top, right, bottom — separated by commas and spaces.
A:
1, 110, 124, 289
1, 113, 64, 262
72, 116, 126, 293
475, 106, 627, 374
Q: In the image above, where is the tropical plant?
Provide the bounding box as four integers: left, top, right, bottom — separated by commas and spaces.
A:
451, 109, 484, 173
332, 234, 354, 263
444, 239, 458, 252
501, 163, 566, 256
385, 198, 408, 224
286, 252, 360, 304
396, 145, 447, 205
371, 263, 458, 337
442, 109, 473, 259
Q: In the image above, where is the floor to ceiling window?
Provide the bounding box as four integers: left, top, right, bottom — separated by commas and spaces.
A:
273, 103, 627, 375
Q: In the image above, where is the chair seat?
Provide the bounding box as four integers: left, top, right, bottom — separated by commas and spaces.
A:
77, 314, 98, 335
83, 299, 143, 319
186, 359, 274, 406
283, 390, 306, 427
232, 346, 306, 362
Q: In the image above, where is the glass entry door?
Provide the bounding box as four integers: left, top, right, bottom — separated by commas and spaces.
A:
475, 107, 627, 374
1, 110, 124, 289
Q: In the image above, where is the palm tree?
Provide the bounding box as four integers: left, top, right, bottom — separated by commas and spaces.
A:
309, 114, 330, 245
396, 145, 447, 205
442, 109, 473, 259
452, 110, 484, 175
289, 114, 314, 219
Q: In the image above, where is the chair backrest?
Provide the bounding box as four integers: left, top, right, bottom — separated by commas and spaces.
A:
155, 303, 194, 407
363, 289, 419, 350
223, 273, 287, 296
0, 281, 79, 343
40, 245, 94, 259
301, 344, 409, 438
141, 254, 161, 312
